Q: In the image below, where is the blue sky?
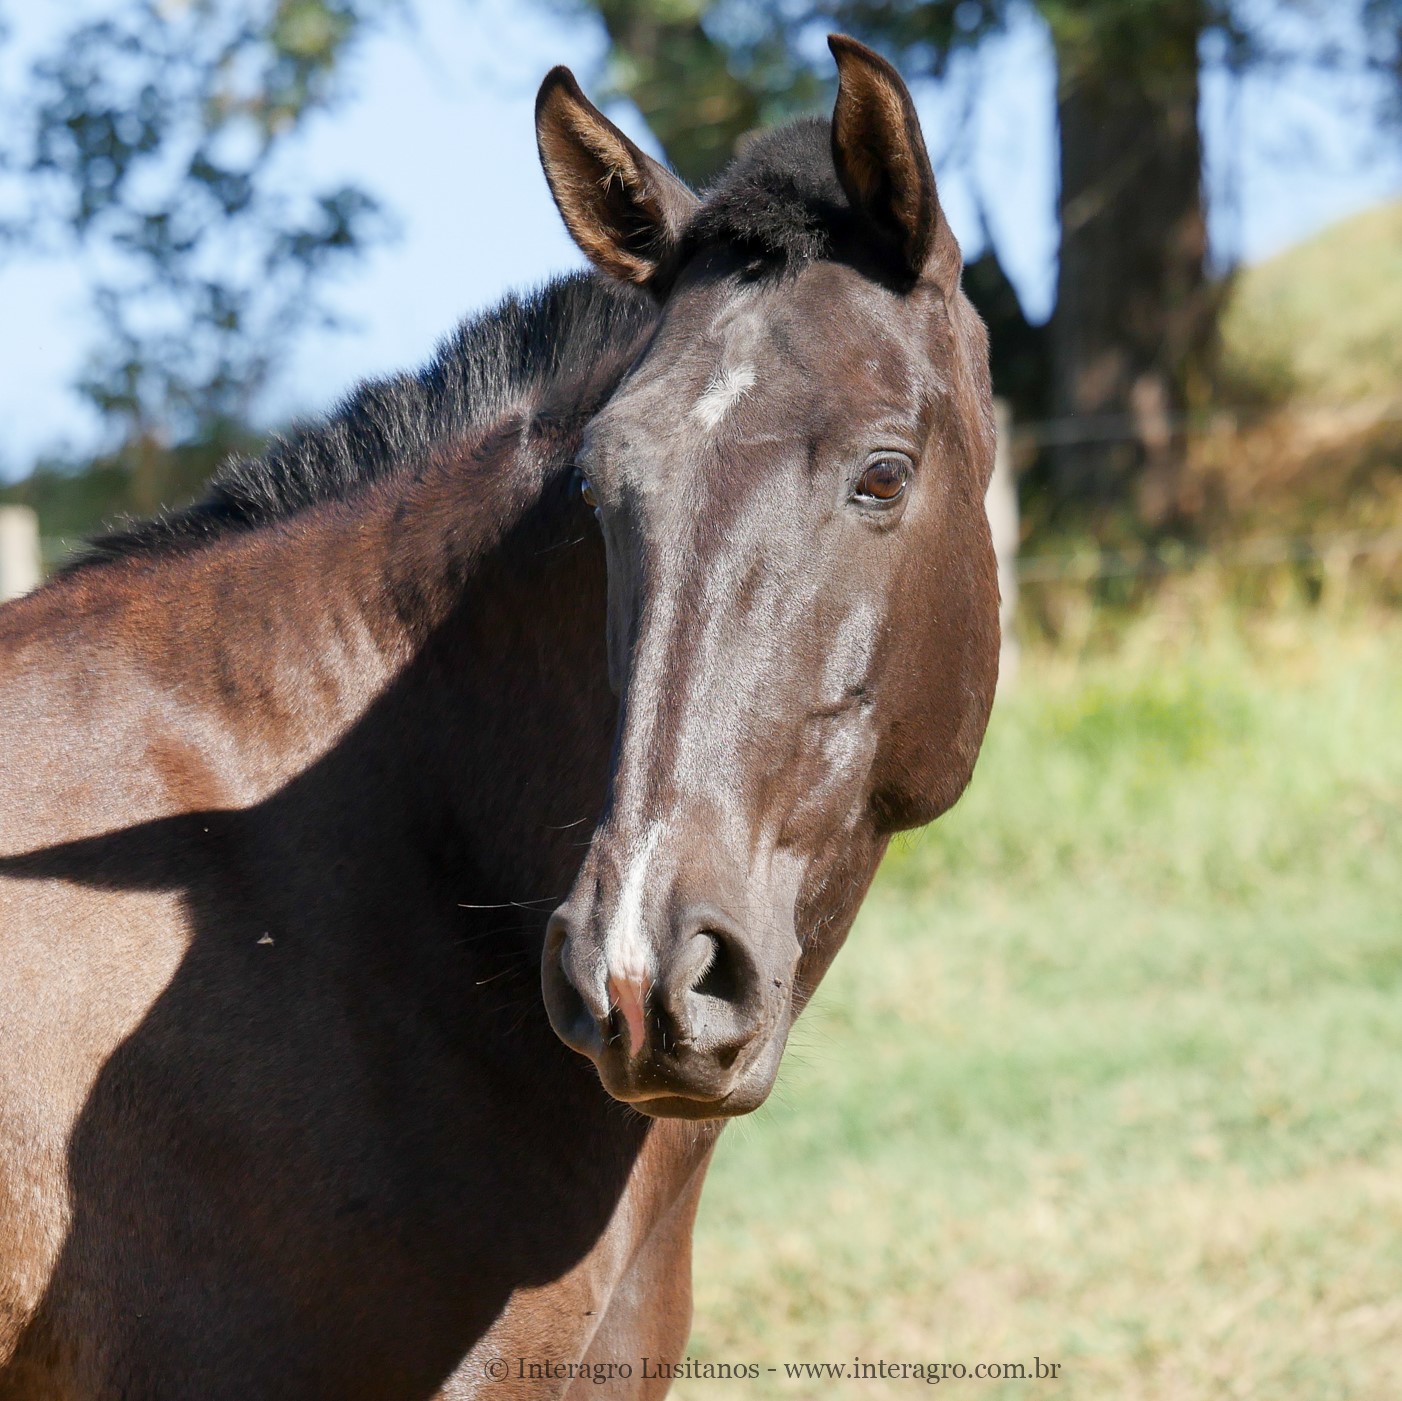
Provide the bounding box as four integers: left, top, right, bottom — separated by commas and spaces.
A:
1, 0, 1400, 478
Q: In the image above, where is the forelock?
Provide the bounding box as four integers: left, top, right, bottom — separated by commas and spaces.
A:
681, 119, 854, 268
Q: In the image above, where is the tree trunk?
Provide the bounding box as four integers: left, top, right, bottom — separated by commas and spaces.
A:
1048, 3, 1213, 527
962, 244, 1050, 424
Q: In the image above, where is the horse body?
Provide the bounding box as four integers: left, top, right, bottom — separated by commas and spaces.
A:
0, 302, 703, 1397
0, 38, 999, 1399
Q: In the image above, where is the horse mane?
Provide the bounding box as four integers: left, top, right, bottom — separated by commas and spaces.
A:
68, 116, 858, 572
68, 273, 655, 570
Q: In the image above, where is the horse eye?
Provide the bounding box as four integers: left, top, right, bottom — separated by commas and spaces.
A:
854, 458, 909, 503
580, 476, 598, 510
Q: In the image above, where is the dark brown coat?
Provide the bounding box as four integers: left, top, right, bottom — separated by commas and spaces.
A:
0, 38, 998, 1399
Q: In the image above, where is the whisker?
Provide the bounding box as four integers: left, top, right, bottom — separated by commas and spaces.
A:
535, 534, 586, 556
456, 896, 564, 910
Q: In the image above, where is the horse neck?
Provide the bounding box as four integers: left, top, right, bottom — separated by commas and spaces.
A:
0, 379, 614, 938
363, 421, 620, 905
208, 415, 618, 881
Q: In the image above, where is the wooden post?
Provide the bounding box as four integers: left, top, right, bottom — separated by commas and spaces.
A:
986, 399, 1019, 689
0, 506, 41, 602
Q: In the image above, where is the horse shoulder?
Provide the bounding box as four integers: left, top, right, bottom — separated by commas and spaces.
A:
0, 578, 242, 1374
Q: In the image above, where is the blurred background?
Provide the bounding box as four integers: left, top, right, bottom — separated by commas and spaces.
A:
1, 1, 1400, 1395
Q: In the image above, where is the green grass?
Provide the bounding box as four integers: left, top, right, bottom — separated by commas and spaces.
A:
684, 609, 1402, 1400
1219, 199, 1402, 405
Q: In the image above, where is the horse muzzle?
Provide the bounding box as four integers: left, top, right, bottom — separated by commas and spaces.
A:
541, 890, 795, 1119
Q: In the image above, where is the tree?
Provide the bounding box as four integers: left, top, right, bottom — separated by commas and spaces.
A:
0, 0, 392, 486
1043, 0, 1211, 524
558, 0, 1402, 530
4, 0, 1399, 531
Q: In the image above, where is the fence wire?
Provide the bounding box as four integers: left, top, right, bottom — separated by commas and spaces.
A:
1016, 529, 1402, 585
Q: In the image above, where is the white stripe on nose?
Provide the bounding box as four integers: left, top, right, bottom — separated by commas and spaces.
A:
605, 822, 662, 976
603, 822, 663, 1057
607, 970, 651, 1059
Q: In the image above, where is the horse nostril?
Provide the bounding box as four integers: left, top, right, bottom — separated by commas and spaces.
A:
691, 929, 745, 1005
666, 915, 763, 1063
673, 910, 760, 1016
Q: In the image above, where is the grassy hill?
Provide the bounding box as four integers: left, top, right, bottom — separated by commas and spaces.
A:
1219, 199, 1402, 406
1176, 199, 1402, 545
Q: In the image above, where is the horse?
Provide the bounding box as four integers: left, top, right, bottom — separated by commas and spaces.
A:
0, 36, 999, 1399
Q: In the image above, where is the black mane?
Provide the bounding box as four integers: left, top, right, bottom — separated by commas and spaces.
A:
70, 274, 655, 569
70, 117, 853, 571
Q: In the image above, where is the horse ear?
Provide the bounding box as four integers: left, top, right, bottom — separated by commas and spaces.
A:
536, 66, 699, 288
827, 34, 959, 291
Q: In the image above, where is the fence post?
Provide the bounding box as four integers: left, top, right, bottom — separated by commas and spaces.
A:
986, 399, 1019, 688
0, 505, 41, 602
